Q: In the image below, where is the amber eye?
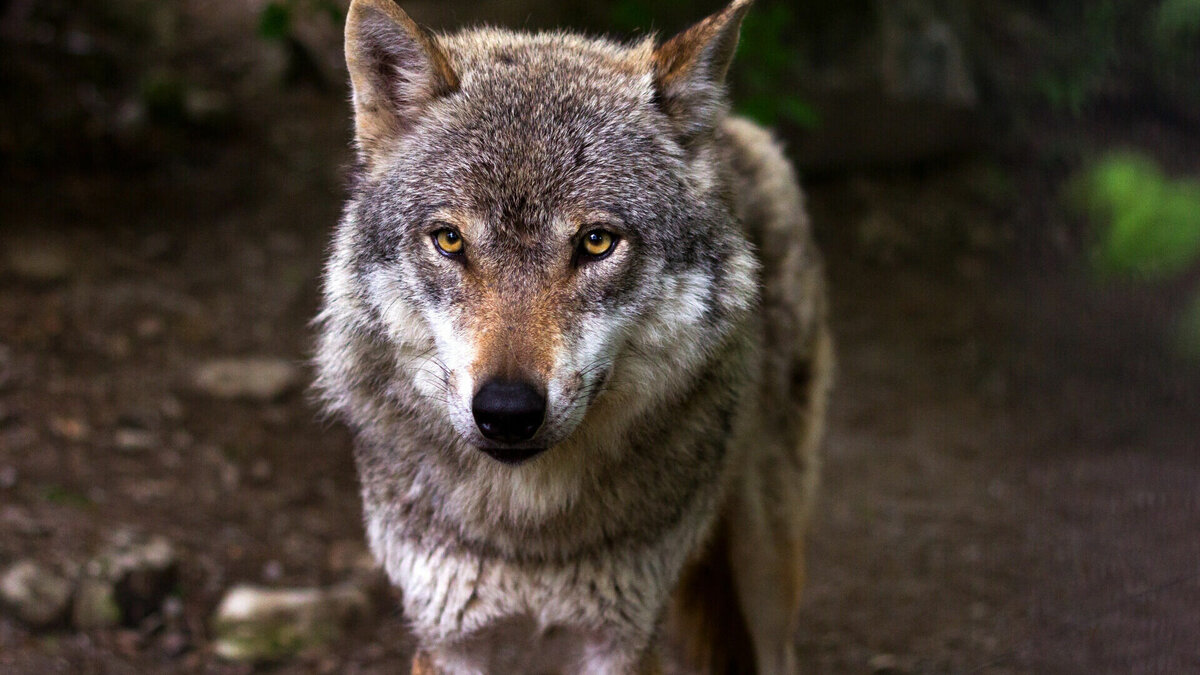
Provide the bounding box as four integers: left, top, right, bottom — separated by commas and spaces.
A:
432, 229, 464, 256
579, 229, 618, 259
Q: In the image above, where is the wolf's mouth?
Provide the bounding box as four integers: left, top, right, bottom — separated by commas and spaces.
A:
478, 445, 548, 465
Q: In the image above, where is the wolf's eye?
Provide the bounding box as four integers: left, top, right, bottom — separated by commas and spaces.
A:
432, 229, 464, 257
579, 229, 618, 260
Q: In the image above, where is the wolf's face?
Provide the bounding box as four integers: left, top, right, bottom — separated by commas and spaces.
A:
329, 0, 757, 466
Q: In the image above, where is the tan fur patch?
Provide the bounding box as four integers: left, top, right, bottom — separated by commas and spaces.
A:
465, 282, 565, 385
411, 651, 438, 674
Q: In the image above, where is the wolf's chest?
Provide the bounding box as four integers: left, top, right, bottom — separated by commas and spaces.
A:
367, 515, 704, 660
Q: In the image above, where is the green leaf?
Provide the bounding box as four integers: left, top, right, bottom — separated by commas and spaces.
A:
737, 94, 779, 126
778, 96, 821, 130
610, 0, 654, 33
1080, 153, 1200, 280
258, 2, 292, 41
314, 0, 345, 24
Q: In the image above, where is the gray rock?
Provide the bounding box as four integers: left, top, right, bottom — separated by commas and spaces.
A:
86, 532, 179, 625
212, 584, 371, 662
0, 560, 73, 628
192, 358, 299, 401
72, 578, 121, 629
1, 506, 48, 537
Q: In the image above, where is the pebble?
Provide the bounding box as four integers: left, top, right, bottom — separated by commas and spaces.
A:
85, 531, 179, 625
73, 578, 121, 629
868, 653, 907, 674
248, 459, 273, 485
114, 427, 158, 453
192, 357, 299, 401
211, 583, 371, 662
1, 506, 48, 536
0, 560, 73, 628
262, 560, 284, 583
50, 416, 90, 442
160, 396, 185, 420
0, 465, 17, 489
3, 237, 71, 283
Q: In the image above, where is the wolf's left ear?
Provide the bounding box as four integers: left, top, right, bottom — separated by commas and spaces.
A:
344, 0, 459, 160
652, 0, 752, 142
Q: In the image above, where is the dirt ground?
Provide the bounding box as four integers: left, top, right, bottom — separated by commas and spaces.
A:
2, 4, 1200, 674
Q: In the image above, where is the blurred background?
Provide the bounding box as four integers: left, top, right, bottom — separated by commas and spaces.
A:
2, 0, 1199, 672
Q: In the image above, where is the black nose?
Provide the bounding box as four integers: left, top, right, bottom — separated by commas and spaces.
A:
472, 379, 546, 443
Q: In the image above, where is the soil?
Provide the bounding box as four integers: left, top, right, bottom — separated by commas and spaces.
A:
2, 4, 1199, 674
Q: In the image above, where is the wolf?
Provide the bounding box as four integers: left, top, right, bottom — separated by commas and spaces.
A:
314, 0, 832, 672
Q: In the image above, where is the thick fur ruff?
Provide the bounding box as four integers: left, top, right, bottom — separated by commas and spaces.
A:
315, 1, 832, 672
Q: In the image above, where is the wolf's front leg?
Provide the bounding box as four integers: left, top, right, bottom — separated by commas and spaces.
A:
411, 651, 439, 675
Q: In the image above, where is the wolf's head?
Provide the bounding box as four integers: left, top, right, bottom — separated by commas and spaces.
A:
320, 0, 758, 468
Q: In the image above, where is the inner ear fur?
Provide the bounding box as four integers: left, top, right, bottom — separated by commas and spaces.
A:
652, 0, 753, 142
344, 0, 459, 159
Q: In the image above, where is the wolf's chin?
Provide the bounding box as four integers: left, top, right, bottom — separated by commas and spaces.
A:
477, 445, 549, 465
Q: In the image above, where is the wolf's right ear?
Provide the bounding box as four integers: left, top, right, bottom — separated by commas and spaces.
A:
652, 0, 752, 143
344, 0, 458, 160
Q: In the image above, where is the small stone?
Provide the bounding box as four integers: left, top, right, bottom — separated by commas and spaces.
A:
161, 449, 183, 469
160, 396, 185, 420
87, 532, 179, 625
212, 584, 371, 662
183, 89, 231, 127
262, 560, 283, 583
192, 358, 299, 401
248, 459, 272, 485
0, 560, 73, 628
868, 653, 906, 674
3, 237, 71, 283
114, 427, 158, 453
73, 578, 121, 630
50, 416, 90, 442
135, 316, 165, 340
161, 595, 184, 621
1, 506, 48, 536
0, 465, 17, 489
220, 462, 241, 491
160, 630, 190, 658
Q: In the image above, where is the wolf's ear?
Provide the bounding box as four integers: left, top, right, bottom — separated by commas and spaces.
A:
344, 0, 458, 159
652, 0, 751, 143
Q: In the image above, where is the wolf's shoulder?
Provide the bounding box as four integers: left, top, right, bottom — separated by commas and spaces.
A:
718, 116, 811, 249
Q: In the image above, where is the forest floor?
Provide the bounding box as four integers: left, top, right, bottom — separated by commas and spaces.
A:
2, 4, 1200, 674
